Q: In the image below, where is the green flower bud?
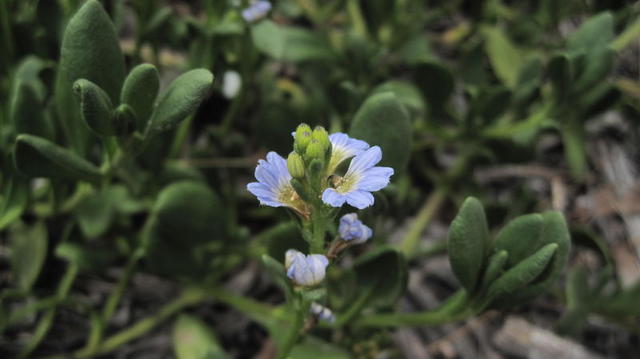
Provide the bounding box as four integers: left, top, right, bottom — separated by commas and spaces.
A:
287, 152, 305, 179
294, 123, 313, 153
312, 126, 330, 152
305, 139, 325, 161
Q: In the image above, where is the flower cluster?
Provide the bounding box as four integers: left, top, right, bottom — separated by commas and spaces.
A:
248, 124, 391, 294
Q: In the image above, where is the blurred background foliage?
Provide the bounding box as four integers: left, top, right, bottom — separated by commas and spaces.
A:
1, 0, 639, 358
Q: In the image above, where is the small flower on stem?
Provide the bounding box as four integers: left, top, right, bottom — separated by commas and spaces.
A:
285, 249, 329, 287
339, 213, 372, 244
241, 0, 272, 23
247, 152, 308, 216
310, 302, 335, 323
322, 146, 394, 209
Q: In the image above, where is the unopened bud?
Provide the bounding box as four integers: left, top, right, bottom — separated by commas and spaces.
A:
287, 152, 305, 179
294, 123, 313, 154
311, 126, 330, 149
305, 139, 325, 161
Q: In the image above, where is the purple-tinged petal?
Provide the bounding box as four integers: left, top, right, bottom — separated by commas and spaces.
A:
356, 166, 394, 191
322, 188, 346, 207
347, 146, 382, 175
345, 190, 374, 209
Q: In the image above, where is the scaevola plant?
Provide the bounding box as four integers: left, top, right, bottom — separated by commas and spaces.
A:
247, 123, 392, 358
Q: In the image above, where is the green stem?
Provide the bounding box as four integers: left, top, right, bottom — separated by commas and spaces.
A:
277, 299, 310, 359
76, 288, 207, 358
18, 263, 79, 358
206, 287, 281, 328
398, 187, 447, 259
334, 285, 375, 327
355, 290, 473, 327
102, 251, 142, 322
612, 16, 640, 52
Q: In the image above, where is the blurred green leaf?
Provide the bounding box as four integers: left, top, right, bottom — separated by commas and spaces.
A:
548, 54, 572, 103
173, 314, 229, 359
412, 61, 454, 114
567, 12, 614, 53
352, 247, 407, 308
120, 63, 160, 132
143, 181, 226, 278
0, 165, 29, 230
480, 250, 508, 289
14, 134, 101, 183
289, 336, 350, 359
371, 80, 426, 116
481, 26, 526, 88
75, 185, 143, 239
350, 92, 412, 172
251, 20, 333, 62
448, 197, 489, 293
10, 222, 48, 291
10, 81, 54, 139
55, 241, 117, 272
146, 69, 213, 138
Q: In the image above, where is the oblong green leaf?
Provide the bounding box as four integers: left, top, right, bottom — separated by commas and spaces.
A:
73, 79, 115, 136
251, 20, 333, 62
14, 134, 101, 183
54, 0, 125, 152
482, 26, 526, 88
145, 69, 213, 138
173, 314, 228, 359
493, 213, 544, 267
448, 197, 488, 293
352, 247, 407, 308
120, 63, 160, 131
480, 250, 508, 289
349, 92, 412, 172
143, 181, 225, 278
10, 81, 54, 139
10, 222, 48, 291
0, 170, 29, 230
486, 243, 558, 305
567, 12, 614, 53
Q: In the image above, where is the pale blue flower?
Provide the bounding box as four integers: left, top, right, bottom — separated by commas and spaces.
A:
326, 133, 369, 174
241, 0, 271, 23
310, 302, 335, 323
247, 152, 307, 214
285, 249, 329, 287
322, 146, 394, 209
339, 213, 372, 244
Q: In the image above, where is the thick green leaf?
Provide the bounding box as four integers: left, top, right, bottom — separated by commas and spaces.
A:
10, 222, 48, 291
10, 81, 54, 139
145, 69, 213, 138
120, 63, 160, 131
251, 20, 333, 62
567, 12, 614, 54
349, 92, 412, 172
482, 26, 526, 88
173, 314, 228, 359
54, 0, 125, 153
448, 197, 488, 293
480, 250, 508, 289
486, 243, 558, 306
12, 56, 49, 100
14, 134, 101, 183
75, 186, 135, 239
493, 213, 544, 267
352, 247, 407, 308
73, 79, 115, 136
143, 181, 225, 278
572, 47, 614, 94
506, 211, 571, 302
